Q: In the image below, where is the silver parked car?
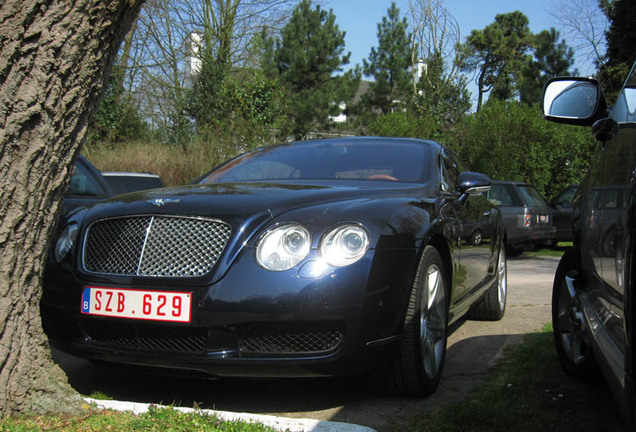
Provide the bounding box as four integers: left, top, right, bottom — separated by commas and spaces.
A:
486, 180, 556, 255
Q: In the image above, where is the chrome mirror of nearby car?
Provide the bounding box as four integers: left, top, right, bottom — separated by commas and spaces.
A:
541, 77, 605, 126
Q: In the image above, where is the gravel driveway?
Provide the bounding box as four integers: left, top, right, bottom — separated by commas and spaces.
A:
52, 254, 560, 432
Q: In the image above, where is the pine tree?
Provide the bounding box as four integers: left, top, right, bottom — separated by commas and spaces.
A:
460, 11, 533, 111
271, 0, 359, 138
362, 2, 413, 115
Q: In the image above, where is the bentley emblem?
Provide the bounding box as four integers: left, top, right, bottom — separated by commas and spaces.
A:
147, 198, 180, 206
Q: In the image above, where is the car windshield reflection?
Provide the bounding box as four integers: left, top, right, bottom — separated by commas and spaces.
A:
199, 140, 431, 184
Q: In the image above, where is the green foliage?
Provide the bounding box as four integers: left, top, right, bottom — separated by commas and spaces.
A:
268, 0, 360, 139
188, 56, 286, 152
89, 65, 147, 144
412, 52, 471, 137
600, 0, 636, 101
367, 111, 437, 138
361, 2, 413, 115
446, 100, 596, 199
188, 54, 230, 129
405, 327, 622, 432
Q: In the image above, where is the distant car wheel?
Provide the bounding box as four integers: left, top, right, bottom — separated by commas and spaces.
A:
468, 246, 507, 321
375, 246, 448, 397
552, 249, 597, 377
470, 229, 483, 246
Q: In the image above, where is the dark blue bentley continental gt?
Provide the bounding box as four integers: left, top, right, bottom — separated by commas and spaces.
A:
42, 137, 507, 397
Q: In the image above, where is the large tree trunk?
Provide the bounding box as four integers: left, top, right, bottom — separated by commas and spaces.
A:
0, 0, 144, 414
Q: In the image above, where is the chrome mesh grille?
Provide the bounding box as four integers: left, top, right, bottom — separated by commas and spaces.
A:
239, 322, 345, 357
83, 216, 231, 277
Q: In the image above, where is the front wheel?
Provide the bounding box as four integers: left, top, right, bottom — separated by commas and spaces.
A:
375, 246, 448, 397
468, 247, 507, 321
552, 249, 597, 377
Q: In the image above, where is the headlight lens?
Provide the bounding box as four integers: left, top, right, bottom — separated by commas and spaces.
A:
256, 224, 311, 271
53, 223, 79, 263
320, 224, 369, 267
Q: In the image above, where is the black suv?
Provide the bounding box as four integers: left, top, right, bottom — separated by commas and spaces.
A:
543, 64, 636, 428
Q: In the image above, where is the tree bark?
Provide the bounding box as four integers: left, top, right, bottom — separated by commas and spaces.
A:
0, 0, 144, 414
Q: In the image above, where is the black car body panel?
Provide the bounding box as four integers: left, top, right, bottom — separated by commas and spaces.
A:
550, 184, 578, 243
42, 137, 505, 382
543, 66, 636, 426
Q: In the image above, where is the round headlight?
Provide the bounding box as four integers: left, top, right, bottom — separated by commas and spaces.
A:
256, 224, 311, 271
53, 223, 79, 263
320, 224, 369, 267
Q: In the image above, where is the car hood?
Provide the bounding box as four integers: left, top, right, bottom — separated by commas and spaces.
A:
82, 181, 429, 221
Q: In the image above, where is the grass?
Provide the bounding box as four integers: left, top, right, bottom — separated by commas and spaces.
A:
0, 405, 277, 432
397, 324, 624, 432
83, 138, 241, 186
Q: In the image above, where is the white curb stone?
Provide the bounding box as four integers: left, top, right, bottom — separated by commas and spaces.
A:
85, 398, 377, 432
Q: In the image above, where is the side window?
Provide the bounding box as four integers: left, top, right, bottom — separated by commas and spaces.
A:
611, 87, 636, 123
488, 185, 513, 206
611, 65, 636, 123
67, 162, 106, 197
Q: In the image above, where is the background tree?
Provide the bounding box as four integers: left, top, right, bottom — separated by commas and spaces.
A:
460, 11, 533, 111
412, 52, 471, 136
599, 0, 636, 101
267, 0, 359, 139
407, 0, 469, 135
361, 2, 413, 116
0, 0, 143, 413
89, 64, 148, 144
120, 0, 295, 144
549, 0, 608, 72
519, 28, 576, 105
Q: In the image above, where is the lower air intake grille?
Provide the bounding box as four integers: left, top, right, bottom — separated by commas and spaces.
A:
80, 319, 207, 354
83, 215, 231, 277
239, 323, 345, 357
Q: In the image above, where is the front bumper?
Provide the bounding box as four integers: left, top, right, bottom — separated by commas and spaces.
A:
42, 248, 418, 377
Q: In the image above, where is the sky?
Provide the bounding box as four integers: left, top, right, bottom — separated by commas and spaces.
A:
325, 0, 599, 105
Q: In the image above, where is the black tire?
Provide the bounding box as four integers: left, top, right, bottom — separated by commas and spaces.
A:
468, 247, 507, 321
375, 246, 448, 397
552, 248, 597, 377
470, 229, 483, 246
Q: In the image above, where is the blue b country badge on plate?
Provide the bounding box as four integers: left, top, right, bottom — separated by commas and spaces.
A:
81, 287, 91, 313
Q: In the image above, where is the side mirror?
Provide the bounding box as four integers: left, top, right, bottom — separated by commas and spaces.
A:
457, 171, 492, 195
541, 77, 606, 126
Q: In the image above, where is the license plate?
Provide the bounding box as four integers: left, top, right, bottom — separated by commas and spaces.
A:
81, 286, 192, 323
539, 214, 548, 223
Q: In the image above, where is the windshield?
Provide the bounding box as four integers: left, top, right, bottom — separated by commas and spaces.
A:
199, 140, 431, 184
518, 185, 549, 207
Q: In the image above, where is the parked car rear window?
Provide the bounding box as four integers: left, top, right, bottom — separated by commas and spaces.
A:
517, 185, 549, 207
488, 184, 514, 206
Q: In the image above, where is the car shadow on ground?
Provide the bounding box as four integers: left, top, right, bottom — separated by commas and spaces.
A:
52, 330, 517, 431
